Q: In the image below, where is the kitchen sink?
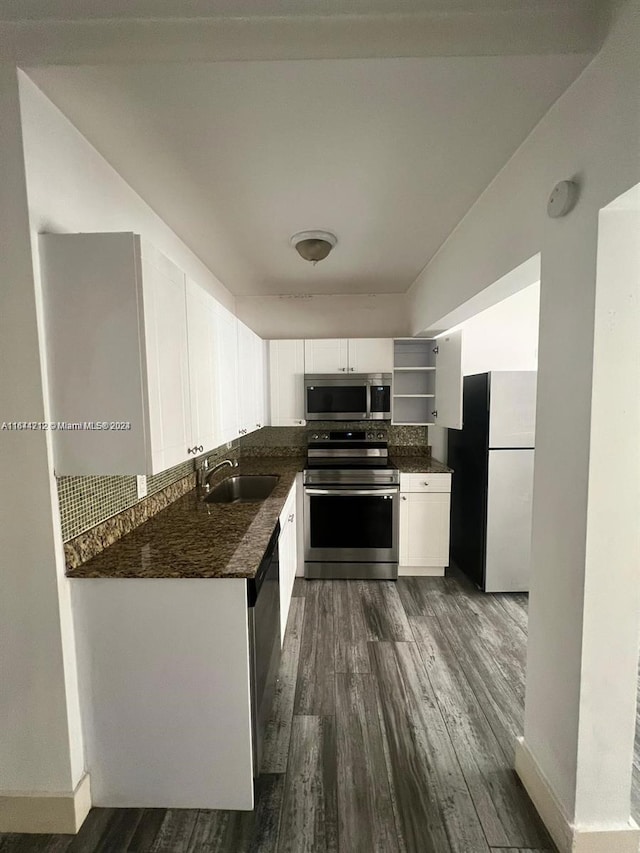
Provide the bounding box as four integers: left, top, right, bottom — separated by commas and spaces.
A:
203, 475, 280, 504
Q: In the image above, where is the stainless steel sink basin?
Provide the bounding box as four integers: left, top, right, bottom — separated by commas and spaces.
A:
203, 475, 280, 504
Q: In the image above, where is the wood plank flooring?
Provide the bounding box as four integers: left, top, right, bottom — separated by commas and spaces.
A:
2, 572, 579, 853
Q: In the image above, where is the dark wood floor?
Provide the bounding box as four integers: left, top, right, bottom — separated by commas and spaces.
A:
1, 572, 560, 853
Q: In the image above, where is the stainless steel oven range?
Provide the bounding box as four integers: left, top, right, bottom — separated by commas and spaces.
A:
303, 430, 400, 580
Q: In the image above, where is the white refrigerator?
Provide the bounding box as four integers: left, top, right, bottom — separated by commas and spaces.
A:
448, 371, 537, 592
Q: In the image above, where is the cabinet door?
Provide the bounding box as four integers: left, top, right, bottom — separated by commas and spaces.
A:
433, 329, 463, 429
214, 302, 239, 444
279, 486, 298, 644
254, 336, 268, 430
304, 339, 348, 373
269, 340, 306, 426
141, 244, 192, 473
237, 321, 258, 436
186, 279, 218, 453
399, 491, 451, 568
348, 338, 393, 373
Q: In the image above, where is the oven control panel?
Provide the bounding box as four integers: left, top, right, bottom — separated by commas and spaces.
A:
308, 430, 387, 442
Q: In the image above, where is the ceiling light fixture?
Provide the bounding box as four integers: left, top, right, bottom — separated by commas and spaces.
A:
290, 230, 337, 265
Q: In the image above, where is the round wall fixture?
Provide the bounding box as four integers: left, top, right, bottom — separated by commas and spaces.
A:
547, 180, 580, 218
290, 230, 337, 265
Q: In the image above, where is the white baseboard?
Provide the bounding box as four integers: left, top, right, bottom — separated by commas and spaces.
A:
515, 738, 640, 853
398, 565, 445, 577
0, 772, 91, 834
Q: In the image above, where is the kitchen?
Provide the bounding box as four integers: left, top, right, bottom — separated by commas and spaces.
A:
5, 6, 640, 852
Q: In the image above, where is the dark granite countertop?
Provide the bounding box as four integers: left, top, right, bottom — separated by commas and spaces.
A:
391, 455, 453, 474
67, 457, 306, 580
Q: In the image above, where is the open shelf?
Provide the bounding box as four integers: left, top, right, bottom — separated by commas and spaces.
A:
393, 366, 436, 372
392, 338, 438, 425
394, 338, 436, 369
392, 395, 436, 426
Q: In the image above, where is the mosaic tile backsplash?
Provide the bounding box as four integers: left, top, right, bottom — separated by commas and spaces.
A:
57, 424, 428, 543
57, 441, 239, 542
240, 423, 428, 451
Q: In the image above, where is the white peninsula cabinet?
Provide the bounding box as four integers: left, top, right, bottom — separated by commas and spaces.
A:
41, 233, 193, 475
399, 473, 452, 576
304, 338, 393, 374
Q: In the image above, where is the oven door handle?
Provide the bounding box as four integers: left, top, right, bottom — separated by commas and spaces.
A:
305, 488, 398, 497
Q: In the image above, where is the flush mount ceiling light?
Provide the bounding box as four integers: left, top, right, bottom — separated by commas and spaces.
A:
290, 230, 337, 265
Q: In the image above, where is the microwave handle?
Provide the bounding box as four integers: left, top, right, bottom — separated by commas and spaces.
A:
366, 385, 371, 418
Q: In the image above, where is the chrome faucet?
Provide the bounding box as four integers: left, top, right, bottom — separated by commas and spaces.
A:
198, 458, 239, 491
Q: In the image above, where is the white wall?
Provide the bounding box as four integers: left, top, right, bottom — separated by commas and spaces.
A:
429, 281, 539, 462
236, 292, 410, 339
460, 282, 539, 376
411, 0, 640, 840
18, 73, 236, 314
0, 70, 241, 809
0, 64, 82, 799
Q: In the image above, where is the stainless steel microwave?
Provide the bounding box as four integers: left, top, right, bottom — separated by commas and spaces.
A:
304, 373, 392, 421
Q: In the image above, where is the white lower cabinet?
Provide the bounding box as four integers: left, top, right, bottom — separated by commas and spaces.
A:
279, 482, 298, 644
399, 472, 452, 575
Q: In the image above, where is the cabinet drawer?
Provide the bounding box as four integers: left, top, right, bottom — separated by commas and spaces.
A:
400, 472, 451, 493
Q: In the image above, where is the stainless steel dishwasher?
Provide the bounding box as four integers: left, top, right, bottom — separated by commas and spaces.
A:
247, 521, 281, 776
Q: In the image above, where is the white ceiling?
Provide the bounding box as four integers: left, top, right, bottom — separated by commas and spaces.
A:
27, 53, 590, 297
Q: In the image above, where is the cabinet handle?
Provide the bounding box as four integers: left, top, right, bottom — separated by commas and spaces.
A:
288, 513, 295, 523
402, 496, 407, 501
198, 445, 203, 452
256, 423, 261, 428
423, 482, 429, 486
349, 367, 355, 372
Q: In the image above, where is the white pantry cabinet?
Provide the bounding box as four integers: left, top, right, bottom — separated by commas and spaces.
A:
304, 338, 393, 374
399, 472, 452, 576
269, 340, 306, 426
40, 232, 192, 475
279, 481, 298, 645
392, 333, 463, 428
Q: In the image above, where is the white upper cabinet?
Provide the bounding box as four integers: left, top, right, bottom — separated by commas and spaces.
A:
392, 332, 463, 429
304, 338, 393, 374
347, 338, 394, 373
186, 278, 218, 454
40, 232, 192, 475
214, 301, 240, 445
140, 244, 192, 472
237, 321, 267, 436
304, 339, 349, 373
269, 340, 306, 426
